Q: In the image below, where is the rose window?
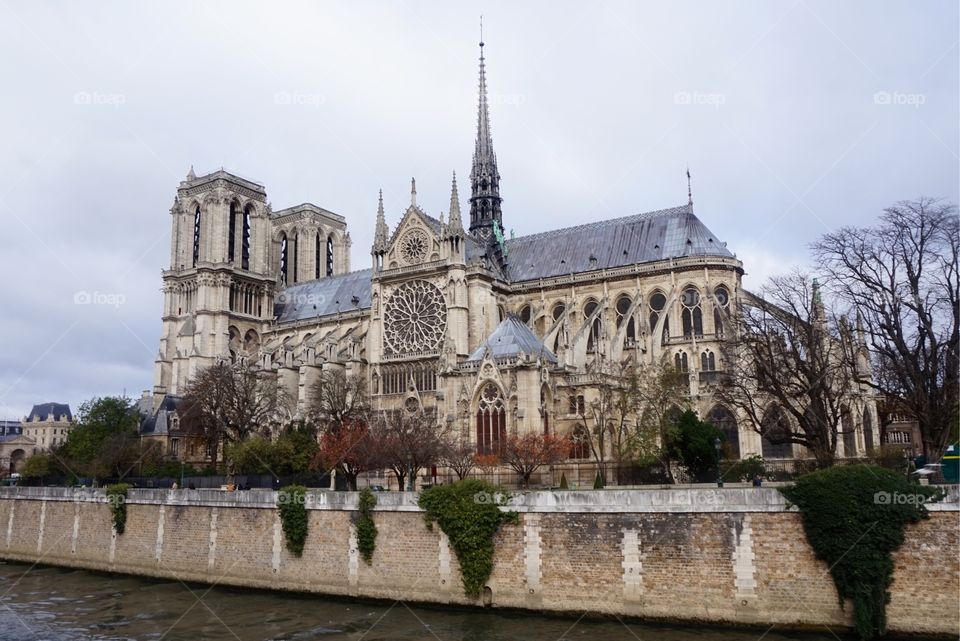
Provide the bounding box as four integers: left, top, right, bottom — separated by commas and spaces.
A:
383, 280, 447, 354
399, 229, 429, 264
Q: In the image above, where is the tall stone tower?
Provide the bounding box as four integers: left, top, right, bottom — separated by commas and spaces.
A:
153, 169, 275, 403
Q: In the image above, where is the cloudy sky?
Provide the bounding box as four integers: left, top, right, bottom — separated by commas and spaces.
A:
0, 1, 956, 419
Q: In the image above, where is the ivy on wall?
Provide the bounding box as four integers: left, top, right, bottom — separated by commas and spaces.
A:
105, 483, 130, 534
277, 484, 308, 557
418, 479, 519, 598
780, 465, 944, 640
356, 488, 377, 564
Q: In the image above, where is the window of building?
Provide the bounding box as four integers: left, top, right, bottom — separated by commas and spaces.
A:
616, 295, 636, 345
170, 438, 180, 457
228, 202, 238, 262
584, 299, 601, 353
568, 394, 585, 416
476, 383, 506, 455
552, 302, 565, 321
674, 351, 689, 373
700, 350, 716, 371
519, 304, 532, 324
326, 236, 334, 276
649, 292, 667, 344
713, 285, 729, 337
242, 205, 252, 270
760, 406, 792, 459
192, 205, 202, 266
569, 425, 590, 459
681, 286, 703, 338
279, 233, 288, 284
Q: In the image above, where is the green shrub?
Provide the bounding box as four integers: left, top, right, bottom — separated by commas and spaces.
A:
780, 465, 944, 640
356, 488, 377, 564
277, 485, 308, 557
418, 480, 519, 598
559, 473, 568, 490
593, 471, 604, 489
722, 454, 766, 482
105, 483, 130, 534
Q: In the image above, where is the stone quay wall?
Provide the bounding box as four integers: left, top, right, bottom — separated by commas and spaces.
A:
0, 486, 956, 636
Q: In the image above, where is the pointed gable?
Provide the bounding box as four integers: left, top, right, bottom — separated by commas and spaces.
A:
467, 316, 557, 364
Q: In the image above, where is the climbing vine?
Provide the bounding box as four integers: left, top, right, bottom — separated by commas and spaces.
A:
780, 465, 943, 640
418, 479, 519, 598
105, 483, 130, 534
277, 484, 308, 557
356, 488, 377, 564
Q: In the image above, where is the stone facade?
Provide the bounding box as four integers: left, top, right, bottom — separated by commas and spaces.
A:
148, 42, 880, 467
0, 486, 956, 636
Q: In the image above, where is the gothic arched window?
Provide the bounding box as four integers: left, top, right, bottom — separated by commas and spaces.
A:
278, 233, 288, 284
584, 299, 601, 353
649, 291, 668, 345
616, 295, 636, 345
714, 285, 729, 337
242, 206, 252, 270
674, 351, 689, 373
552, 302, 565, 321
315, 233, 322, 280
681, 287, 703, 338
761, 406, 793, 459
192, 205, 202, 267
569, 424, 590, 459
519, 304, 532, 324
228, 202, 238, 262
476, 383, 506, 455
863, 408, 874, 451
326, 236, 334, 276
841, 407, 857, 457
700, 350, 716, 371
707, 405, 740, 459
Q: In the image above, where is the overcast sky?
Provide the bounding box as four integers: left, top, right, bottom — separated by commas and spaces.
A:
0, 1, 956, 419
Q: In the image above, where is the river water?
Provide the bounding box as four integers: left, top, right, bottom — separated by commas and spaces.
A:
0, 561, 859, 641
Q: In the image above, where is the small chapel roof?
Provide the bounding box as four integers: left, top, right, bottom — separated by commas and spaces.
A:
274, 268, 373, 323
503, 203, 734, 282
466, 315, 557, 364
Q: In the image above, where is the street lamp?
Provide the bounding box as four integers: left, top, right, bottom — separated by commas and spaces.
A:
713, 437, 723, 488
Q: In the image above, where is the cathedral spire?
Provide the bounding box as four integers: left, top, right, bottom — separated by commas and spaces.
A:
448, 171, 464, 235
410, 177, 417, 207
373, 189, 389, 251
686, 166, 693, 207
468, 27, 503, 239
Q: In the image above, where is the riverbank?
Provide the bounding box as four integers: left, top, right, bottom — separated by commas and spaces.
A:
1, 486, 957, 637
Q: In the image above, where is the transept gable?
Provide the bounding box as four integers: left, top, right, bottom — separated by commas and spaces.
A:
384, 204, 443, 269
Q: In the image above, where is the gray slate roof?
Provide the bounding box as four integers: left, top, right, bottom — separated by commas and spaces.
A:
467, 315, 557, 364
140, 395, 183, 435
275, 268, 373, 323
27, 403, 72, 422
504, 204, 733, 282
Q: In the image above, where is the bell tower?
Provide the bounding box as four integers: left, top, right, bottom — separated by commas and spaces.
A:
153, 168, 275, 404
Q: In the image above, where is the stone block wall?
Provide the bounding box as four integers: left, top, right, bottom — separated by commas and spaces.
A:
0, 486, 955, 637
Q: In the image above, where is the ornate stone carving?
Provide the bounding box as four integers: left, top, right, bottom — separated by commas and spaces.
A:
383, 279, 447, 355
399, 228, 430, 265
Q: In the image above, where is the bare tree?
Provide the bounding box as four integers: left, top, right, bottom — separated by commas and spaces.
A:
813, 198, 959, 460
441, 438, 477, 480
716, 271, 860, 468
501, 432, 569, 488
375, 407, 446, 490
307, 370, 371, 430
179, 362, 291, 468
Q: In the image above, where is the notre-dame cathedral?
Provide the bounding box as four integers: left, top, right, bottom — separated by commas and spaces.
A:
150, 40, 879, 466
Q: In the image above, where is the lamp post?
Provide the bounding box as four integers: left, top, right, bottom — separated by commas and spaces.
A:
179, 461, 185, 490
714, 437, 723, 488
